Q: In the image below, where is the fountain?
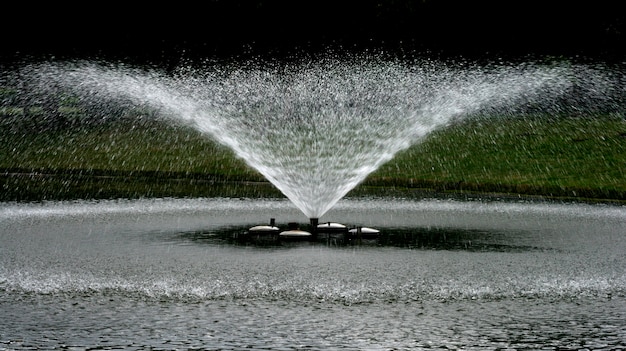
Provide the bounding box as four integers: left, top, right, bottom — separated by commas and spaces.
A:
15, 55, 610, 221
2, 54, 626, 350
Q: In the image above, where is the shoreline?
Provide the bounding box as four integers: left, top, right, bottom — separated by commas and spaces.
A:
2, 168, 624, 206
2, 115, 624, 206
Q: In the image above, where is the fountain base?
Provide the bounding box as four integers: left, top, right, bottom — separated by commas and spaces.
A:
240, 218, 380, 245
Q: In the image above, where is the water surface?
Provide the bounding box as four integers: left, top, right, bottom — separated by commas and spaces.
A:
1, 197, 625, 350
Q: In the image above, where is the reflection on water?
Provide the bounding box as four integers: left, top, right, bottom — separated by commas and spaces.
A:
1, 197, 625, 350
175, 225, 549, 252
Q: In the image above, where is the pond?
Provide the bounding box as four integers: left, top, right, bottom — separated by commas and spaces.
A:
1, 197, 625, 350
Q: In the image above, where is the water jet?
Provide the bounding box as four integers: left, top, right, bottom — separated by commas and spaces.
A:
14, 56, 619, 218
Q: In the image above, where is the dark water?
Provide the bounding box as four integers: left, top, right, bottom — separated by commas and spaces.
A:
1, 197, 625, 350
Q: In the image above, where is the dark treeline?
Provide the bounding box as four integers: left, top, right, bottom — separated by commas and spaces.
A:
2, 0, 625, 65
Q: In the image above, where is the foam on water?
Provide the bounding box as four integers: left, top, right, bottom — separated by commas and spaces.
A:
21, 57, 585, 218
2, 196, 624, 222
0, 197, 289, 221
2, 240, 624, 304
1, 198, 625, 304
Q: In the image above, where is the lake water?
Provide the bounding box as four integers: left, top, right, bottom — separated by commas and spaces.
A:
1, 197, 625, 350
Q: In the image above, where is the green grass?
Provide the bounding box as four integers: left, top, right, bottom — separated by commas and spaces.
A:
0, 119, 257, 179
0, 117, 272, 200
370, 114, 626, 200
1, 114, 625, 202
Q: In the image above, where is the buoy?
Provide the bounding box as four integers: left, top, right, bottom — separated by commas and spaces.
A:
317, 222, 348, 234
279, 229, 312, 240
317, 222, 347, 229
248, 225, 280, 232
248, 218, 279, 233
348, 226, 380, 239
348, 227, 380, 234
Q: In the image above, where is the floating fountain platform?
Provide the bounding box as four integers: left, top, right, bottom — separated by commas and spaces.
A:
241, 218, 380, 244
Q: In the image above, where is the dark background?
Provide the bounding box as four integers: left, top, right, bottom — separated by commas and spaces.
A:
2, 0, 625, 65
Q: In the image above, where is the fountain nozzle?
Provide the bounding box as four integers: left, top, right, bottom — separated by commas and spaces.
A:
310, 218, 319, 236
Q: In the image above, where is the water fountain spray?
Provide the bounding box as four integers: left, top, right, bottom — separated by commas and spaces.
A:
19, 56, 611, 219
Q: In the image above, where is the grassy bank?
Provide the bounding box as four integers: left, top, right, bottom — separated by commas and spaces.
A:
1, 114, 625, 202
369, 114, 626, 201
